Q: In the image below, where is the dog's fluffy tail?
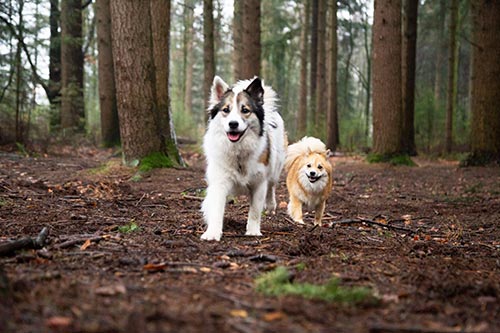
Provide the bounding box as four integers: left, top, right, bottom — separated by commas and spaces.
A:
285, 136, 328, 171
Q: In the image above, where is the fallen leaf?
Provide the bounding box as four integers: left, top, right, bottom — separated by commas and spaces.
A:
46, 316, 72, 328
263, 311, 285, 322
80, 239, 92, 250
143, 263, 167, 271
200, 267, 211, 273
230, 309, 248, 318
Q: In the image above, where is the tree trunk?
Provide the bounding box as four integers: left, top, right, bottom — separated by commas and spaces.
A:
151, 0, 182, 165
15, 5, 23, 143
432, 0, 446, 151
96, 0, 120, 147
110, 0, 165, 163
372, 0, 404, 156
326, 0, 338, 151
297, 0, 310, 138
233, 0, 243, 81
203, 0, 215, 116
314, 0, 327, 133
241, 0, 261, 78
309, 0, 318, 121
363, 12, 372, 146
401, 0, 418, 156
48, 0, 61, 104
60, 0, 84, 132
183, 1, 194, 116
468, 0, 500, 164
445, 0, 458, 153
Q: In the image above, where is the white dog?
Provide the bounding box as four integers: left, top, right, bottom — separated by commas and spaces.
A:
201, 76, 286, 241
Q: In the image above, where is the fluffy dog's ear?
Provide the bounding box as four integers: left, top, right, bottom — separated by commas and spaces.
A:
211, 76, 229, 103
245, 77, 264, 106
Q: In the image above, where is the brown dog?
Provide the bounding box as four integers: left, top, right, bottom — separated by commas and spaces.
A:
285, 137, 332, 226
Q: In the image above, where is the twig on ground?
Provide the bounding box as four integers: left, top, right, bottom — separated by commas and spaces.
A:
329, 218, 415, 234
0, 227, 49, 256
181, 194, 204, 201
54, 235, 104, 249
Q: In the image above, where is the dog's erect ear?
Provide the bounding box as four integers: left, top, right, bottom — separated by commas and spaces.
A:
245, 77, 264, 106
211, 76, 229, 102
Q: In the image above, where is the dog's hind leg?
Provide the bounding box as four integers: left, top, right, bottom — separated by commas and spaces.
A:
264, 182, 277, 214
313, 201, 326, 226
246, 182, 267, 236
201, 185, 227, 241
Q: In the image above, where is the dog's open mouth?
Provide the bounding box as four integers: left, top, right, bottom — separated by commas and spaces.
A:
308, 175, 322, 183
227, 129, 246, 142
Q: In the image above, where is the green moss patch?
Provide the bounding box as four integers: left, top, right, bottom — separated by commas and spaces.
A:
138, 152, 174, 172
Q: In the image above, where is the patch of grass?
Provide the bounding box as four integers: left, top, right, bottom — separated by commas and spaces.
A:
367, 153, 416, 166
139, 152, 174, 173
295, 262, 306, 271
16, 142, 29, 157
118, 221, 140, 233
255, 266, 375, 305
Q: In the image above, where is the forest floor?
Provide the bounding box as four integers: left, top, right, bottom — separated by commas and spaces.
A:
0, 145, 499, 333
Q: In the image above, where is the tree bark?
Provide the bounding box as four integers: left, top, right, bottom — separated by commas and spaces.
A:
326, 0, 338, 151
401, 0, 418, 155
241, 0, 261, 78
445, 0, 458, 153
309, 0, 319, 121
233, 0, 243, 81
60, 0, 84, 132
297, 0, 310, 138
372, 0, 404, 156
315, 0, 327, 132
110, 0, 164, 163
468, 0, 500, 163
362, 12, 372, 146
432, 0, 446, 151
96, 0, 120, 147
183, 0, 194, 116
203, 0, 215, 116
48, 0, 61, 104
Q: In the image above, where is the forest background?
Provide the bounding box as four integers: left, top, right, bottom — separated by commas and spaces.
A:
0, 0, 498, 164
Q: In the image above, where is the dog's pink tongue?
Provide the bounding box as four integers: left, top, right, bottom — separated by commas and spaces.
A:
227, 132, 241, 142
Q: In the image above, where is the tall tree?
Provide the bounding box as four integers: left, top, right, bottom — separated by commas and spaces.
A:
240, 0, 261, 78
326, 0, 338, 151
60, 0, 84, 132
362, 10, 372, 145
401, 0, 418, 155
110, 0, 177, 163
445, 0, 459, 153
183, 0, 194, 115
315, 0, 327, 132
467, 0, 500, 164
432, 0, 446, 149
48, 0, 61, 104
372, 0, 404, 156
309, 0, 319, 123
233, 0, 243, 81
297, 0, 310, 138
203, 0, 215, 115
151, 0, 182, 164
96, 0, 120, 146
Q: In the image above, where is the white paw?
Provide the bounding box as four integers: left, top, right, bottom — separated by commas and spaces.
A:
295, 219, 305, 225
245, 230, 263, 237
200, 231, 222, 241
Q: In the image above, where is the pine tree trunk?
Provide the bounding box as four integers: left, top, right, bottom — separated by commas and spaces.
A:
110, 0, 164, 163
468, 0, 500, 163
314, 0, 327, 132
432, 0, 446, 151
363, 13, 372, 147
309, 0, 318, 121
241, 0, 261, 78
233, 0, 243, 81
203, 0, 215, 115
326, 0, 338, 151
183, 1, 194, 115
372, 0, 403, 156
297, 0, 310, 138
96, 0, 120, 147
48, 0, 61, 105
60, 0, 84, 132
401, 0, 418, 155
445, 0, 458, 153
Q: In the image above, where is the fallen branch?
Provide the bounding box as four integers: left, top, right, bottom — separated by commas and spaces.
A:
181, 194, 204, 201
55, 236, 104, 249
329, 218, 415, 234
0, 227, 49, 256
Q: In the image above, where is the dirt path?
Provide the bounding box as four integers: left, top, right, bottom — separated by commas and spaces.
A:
1, 150, 499, 332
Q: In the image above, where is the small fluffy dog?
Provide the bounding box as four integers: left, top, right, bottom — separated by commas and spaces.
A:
201, 76, 286, 241
285, 137, 332, 226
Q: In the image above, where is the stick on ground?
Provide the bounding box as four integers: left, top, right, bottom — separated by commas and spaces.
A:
0, 227, 49, 256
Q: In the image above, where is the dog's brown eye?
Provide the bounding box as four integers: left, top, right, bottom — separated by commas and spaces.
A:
307, 164, 311, 168
318, 165, 323, 170
222, 107, 230, 113
241, 106, 250, 114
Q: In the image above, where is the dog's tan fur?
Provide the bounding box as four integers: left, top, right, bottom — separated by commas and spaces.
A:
285, 137, 332, 226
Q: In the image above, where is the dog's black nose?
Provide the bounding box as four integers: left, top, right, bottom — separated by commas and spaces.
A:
309, 171, 316, 177
229, 121, 239, 129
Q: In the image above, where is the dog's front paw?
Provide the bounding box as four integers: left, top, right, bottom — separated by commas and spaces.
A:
200, 231, 222, 241
295, 219, 305, 225
245, 230, 263, 237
